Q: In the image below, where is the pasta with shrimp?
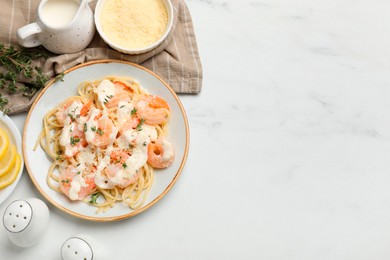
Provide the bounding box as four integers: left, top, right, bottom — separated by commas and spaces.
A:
35, 76, 175, 213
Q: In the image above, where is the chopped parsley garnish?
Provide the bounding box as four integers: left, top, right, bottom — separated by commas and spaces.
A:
130, 108, 137, 115
122, 163, 127, 169
97, 129, 104, 136
136, 119, 145, 131
143, 141, 147, 146
83, 123, 87, 132
120, 105, 125, 109
91, 126, 97, 132
70, 137, 80, 146
67, 113, 75, 121
103, 95, 114, 104
61, 179, 70, 184
67, 107, 80, 121
89, 193, 100, 204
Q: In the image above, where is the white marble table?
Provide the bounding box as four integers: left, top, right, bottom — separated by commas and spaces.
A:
2, 0, 390, 259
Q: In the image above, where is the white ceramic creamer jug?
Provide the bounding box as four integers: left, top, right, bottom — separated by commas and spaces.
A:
16, 0, 95, 54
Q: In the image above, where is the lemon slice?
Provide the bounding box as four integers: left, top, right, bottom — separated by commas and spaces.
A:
0, 154, 21, 190
0, 128, 10, 160
0, 145, 17, 177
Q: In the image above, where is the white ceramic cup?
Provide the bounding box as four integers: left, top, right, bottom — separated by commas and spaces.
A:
61, 234, 107, 260
16, 0, 95, 54
2, 198, 50, 247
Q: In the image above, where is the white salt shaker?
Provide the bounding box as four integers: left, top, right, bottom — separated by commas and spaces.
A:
2, 198, 50, 247
61, 234, 107, 260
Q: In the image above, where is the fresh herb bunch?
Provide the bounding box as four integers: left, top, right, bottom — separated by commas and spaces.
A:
0, 44, 49, 113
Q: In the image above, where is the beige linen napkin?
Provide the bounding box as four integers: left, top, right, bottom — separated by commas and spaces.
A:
0, 0, 202, 114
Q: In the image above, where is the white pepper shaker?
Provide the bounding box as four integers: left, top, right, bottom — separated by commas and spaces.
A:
2, 198, 50, 247
61, 234, 107, 260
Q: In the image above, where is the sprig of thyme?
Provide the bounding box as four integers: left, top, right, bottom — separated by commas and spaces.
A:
0, 44, 48, 113
0, 94, 10, 114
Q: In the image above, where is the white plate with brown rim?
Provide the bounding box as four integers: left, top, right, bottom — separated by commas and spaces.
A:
23, 60, 189, 221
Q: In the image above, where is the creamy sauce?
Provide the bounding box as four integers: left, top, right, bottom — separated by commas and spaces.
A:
117, 101, 134, 126
161, 139, 174, 162
117, 130, 137, 149
139, 124, 158, 143
59, 123, 79, 157
94, 170, 114, 189
69, 174, 87, 200
94, 79, 116, 107
124, 147, 148, 176
76, 147, 95, 172
41, 0, 79, 28
85, 108, 100, 143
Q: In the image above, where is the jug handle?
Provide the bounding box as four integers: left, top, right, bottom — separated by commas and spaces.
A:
16, 22, 42, 48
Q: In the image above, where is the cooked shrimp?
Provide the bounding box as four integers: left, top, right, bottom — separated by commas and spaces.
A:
85, 110, 118, 147
120, 116, 140, 132
59, 166, 96, 201
105, 163, 139, 189
94, 157, 139, 189
80, 99, 93, 116
110, 150, 130, 164
105, 82, 132, 108
56, 99, 91, 125
59, 122, 88, 158
147, 137, 174, 168
135, 95, 170, 125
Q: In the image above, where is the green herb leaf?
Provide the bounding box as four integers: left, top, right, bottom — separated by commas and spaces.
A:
136, 119, 145, 131
97, 129, 104, 136
89, 193, 100, 204
122, 163, 127, 169
68, 113, 75, 121
70, 136, 80, 146
130, 108, 137, 115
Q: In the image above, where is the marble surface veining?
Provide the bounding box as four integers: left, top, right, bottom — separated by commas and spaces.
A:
181, 0, 390, 259
2, 0, 390, 259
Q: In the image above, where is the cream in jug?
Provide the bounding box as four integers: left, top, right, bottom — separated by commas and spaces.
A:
16, 0, 95, 54
41, 0, 79, 28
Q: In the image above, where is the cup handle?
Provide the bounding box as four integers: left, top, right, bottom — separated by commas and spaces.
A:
16, 22, 42, 48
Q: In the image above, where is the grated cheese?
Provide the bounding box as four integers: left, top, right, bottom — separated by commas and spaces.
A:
100, 0, 168, 49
